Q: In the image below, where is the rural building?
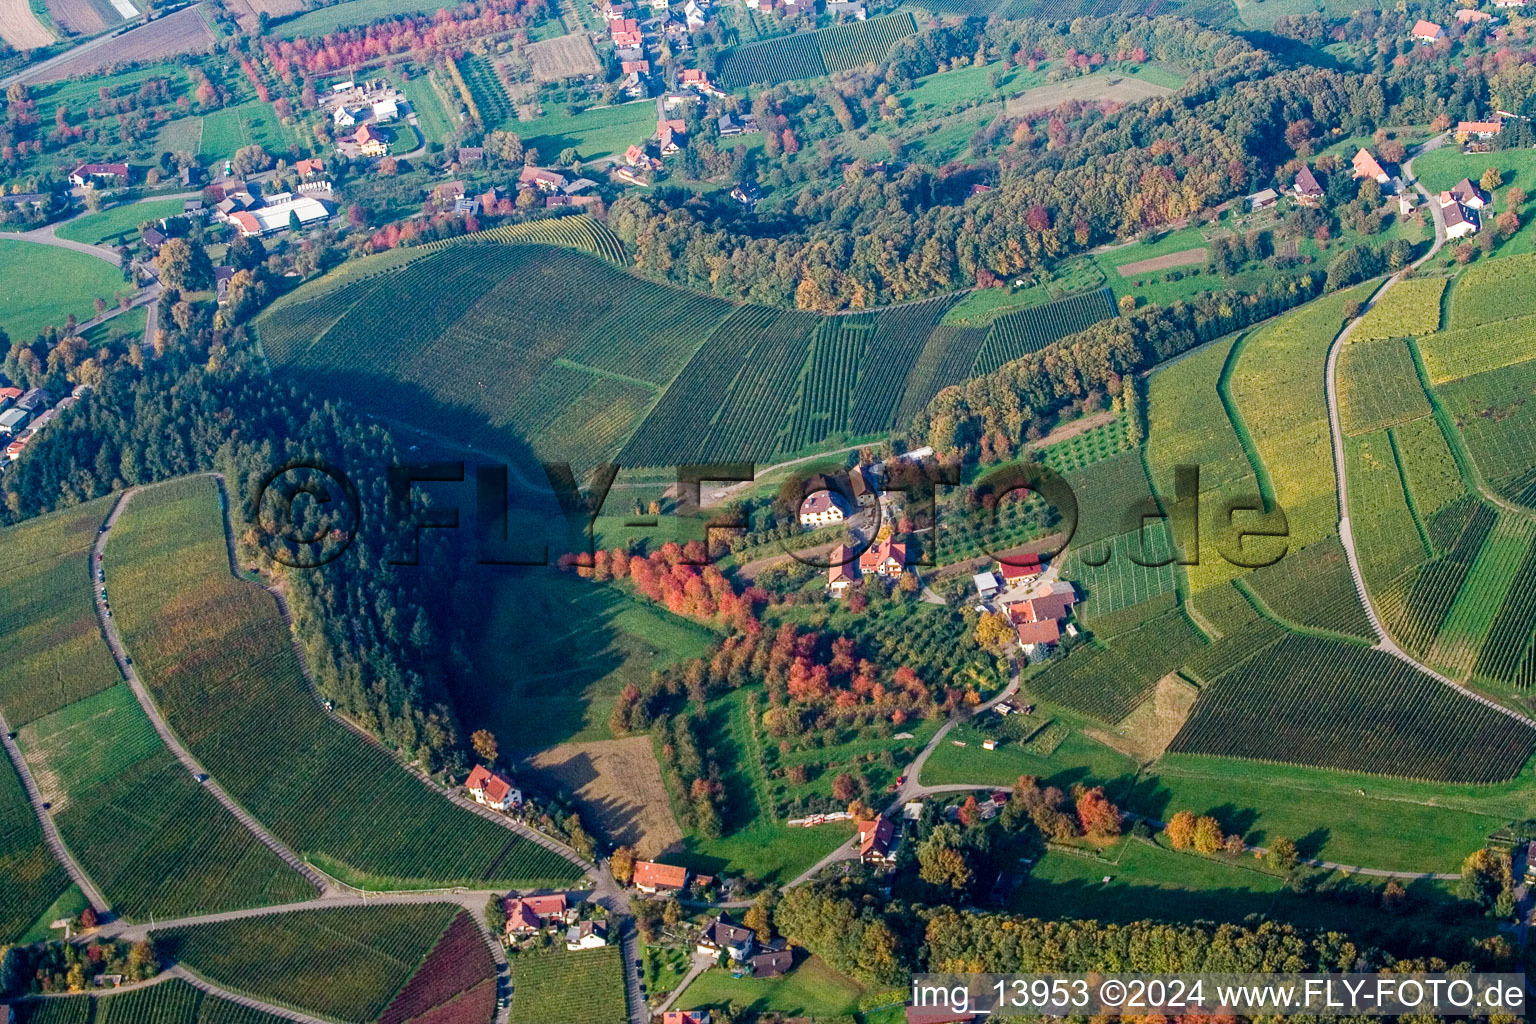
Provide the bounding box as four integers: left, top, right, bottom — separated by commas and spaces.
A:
458, 146, 485, 164
5, 430, 32, 461
973, 571, 1000, 599
827, 543, 861, 596
1247, 188, 1279, 211
1351, 148, 1390, 184
503, 894, 570, 938
565, 920, 608, 949
0, 408, 30, 435
859, 817, 897, 865
859, 537, 907, 577
434, 180, 467, 204
798, 489, 850, 526
1399, 193, 1415, 216
1443, 201, 1479, 239
333, 106, 359, 128
1294, 165, 1324, 202
696, 913, 755, 961
1457, 120, 1503, 140
1456, 8, 1493, 23
331, 80, 356, 93
215, 266, 234, 302
225, 195, 331, 238
1014, 617, 1061, 655
657, 118, 687, 155
353, 124, 389, 156
142, 227, 167, 251
611, 17, 642, 46
1411, 18, 1443, 42
748, 942, 792, 977
466, 764, 522, 810
68, 162, 129, 187
632, 860, 689, 892
294, 158, 325, 178
684, 0, 707, 27
520, 167, 568, 193
1443, 178, 1488, 209
998, 553, 1042, 588
16, 388, 50, 413
622, 59, 650, 74
1006, 581, 1078, 656
183, 199, 206, 218
0, 386, 20, 408
372, 98, 399, 122
663, 1013, 711, 1024
826, 0, 866, 16
680, 66, 721, 95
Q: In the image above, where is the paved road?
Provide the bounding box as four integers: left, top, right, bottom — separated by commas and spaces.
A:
0, 708, 111, 913
1324, 134, 1536, 732
93, 487, 331, 894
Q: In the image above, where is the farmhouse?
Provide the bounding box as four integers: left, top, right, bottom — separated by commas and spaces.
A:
633, 860, 689, 892
69, 163, 129, 188
798, 490, 850, 526
503, 893, 570, 938
1442, 178, 1487, 209
827, 543, 861, 596
1443, 201, 1479, 239
1411, 18, 1442, 42
859, 816, 897, 865
565, 920, 608, 950
998, 553, 1042, 588
1458, 120, 1503, 140
465, 764, 522, 810
859, 537, 907, 577
1351, 148, 1390, 184
696, 913, 755, 961
1006, 581, 1078, 656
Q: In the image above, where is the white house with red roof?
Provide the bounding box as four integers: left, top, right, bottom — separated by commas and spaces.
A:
633, 860, 689, 893
1005, 581, 1077, 656
858, 817, 897, 865
663, 1012, 712, 1024
69, 162, 128, 187
997, 553, 1042, 588
827, 543, 861, 596
466, 764, 522, 810
859, 538, 907, 578
503, 893, 571, 939
798, 490, 850, 527
1351, 148, 1389, 184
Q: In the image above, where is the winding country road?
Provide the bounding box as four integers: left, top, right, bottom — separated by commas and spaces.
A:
1323, 134, 1536, 732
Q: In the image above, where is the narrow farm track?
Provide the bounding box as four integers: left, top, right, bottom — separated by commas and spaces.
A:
0, 707, 111, 913
1324, 135, 1536, 732
93, 488, 332, 896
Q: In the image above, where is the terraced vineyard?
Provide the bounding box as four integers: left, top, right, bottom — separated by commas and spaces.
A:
106, 477, 582, 890
1028, 607, 1205, 722
1242, 537, 1375, 642
717, 13, 915, 87
971, 288, 1117, 375
158, 904, 461, 1024
1377, 501, 1497, 657
1338, 338, 1430, 436
1170, 634, 1536, 781
1351, 276, 1444, 341
1474, 539, 1536, 687
418, 216, 627, 264
0, 753, 67, 943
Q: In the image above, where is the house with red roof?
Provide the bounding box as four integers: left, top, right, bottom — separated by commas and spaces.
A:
860, 538, 907, 578
1351, 148, 1389, 184
294, 158, 325, 178
1456, 8, 1493, 23
827, 543, 861, 596
69, 162, 129, 187
1457, 120, 1502, 140
997, 552, 1041, 587
466, 764, 522, 810
633, 860, 689, 892
503, 893, 571, 939
859, 817, 897, 865
663, 1012, 711, 1024
1411, 18, 1442, 42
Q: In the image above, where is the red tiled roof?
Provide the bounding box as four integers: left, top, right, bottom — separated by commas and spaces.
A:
503, 899, 542, 932
1412, 18, 1442, 38
71, 162, 128, 179
1352, 148, 1387, 180
0, 387, 22, 400
228, 211, 261, 235
1457, 120, 1502, 135
294, 158, 324, 176
633, 860, 689, 889
466, 764, 516, 803
859, 538, 906, 571
681, 69, 708, 84
998, 553, 1041, 581
1014, 617, 1060, 646
858, 817, 894, 857
828, 543, 860, 584
621, 60, 650, 73
799, 490, 847, 517
354, 124, 387, 144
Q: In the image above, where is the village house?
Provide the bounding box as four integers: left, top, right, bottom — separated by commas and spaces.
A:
214, 266, 234, 302
657, 118, 687, 155
663, 1013, 711, 1024
5, 429, 32, 461
1351, 148, 1390, 184
611, 17, 642, 47
684, 0, 707, 27
798, 489, 850, 526
0, 386, 21, 408
17, 389, 53, 414
353, 124, 390, 156
1411, 18, 1443, 42
293, 158, 325, 178
827, 543, 860, 596
1443, 200, 1479, 239
1293, 165, 1324, 204
632, 860, 689, 893
433, 180, 467, 204
465, 764, 522, 810
520, 167, 568, 193
333, 106, 359, 128
601, 0, 628, 18
696, 913, 755, 961
748, 941, 792, 977
1006, 581, 1078, 657
997, 553, 1042, 589
503, 894, 571, 940
859, 816, 897, 865
565, 920, 608, 950
69, 162, 128, 188
714, 111, 740, 134
680, 67, 721, 96
1456, 8, 1494, 23
141, 227, 168, 251
860, 537, 907, 578
457, 145, 485, 165
183, 199, 206, 219
622, 58, 651, 75
1442, 177, 1487, 209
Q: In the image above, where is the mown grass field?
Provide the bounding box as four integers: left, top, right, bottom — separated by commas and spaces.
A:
677, 955, 864, 1018
273, 0, 436, 36
0, 241, 126, 342
105, 476, 582, 890
56, 198, 188, 246
158, 904, 460, 1023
